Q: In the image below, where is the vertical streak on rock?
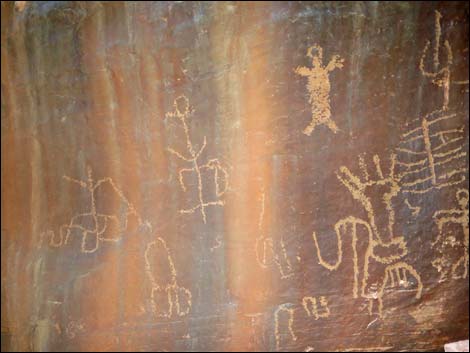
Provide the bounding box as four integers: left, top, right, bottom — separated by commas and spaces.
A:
1, 3, 20, 351
344, 2, 365, 140
21, 14, 48, 351
136, 2, 169, 208
80, 3, 119, 176
1, 4, 38, 350
77, 5, 121, 350
105, 1, 145, 332
212, 3, 274, 351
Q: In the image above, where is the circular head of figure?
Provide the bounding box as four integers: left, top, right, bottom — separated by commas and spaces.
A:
174, 95, 190, 116
307, 45, 323, 62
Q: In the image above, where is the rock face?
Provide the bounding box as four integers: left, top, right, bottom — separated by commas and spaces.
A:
1, 1, 468, 351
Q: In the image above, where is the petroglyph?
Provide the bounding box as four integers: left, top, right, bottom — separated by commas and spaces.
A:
419, 10, 469, 111
255, 186, 295, 279
432, 189, 469, 280
336, 154, 401, 244
255, 189, 274, 269
405, 199, 421, 217
166, 95, 229, 224
312, 155, 423, 318
397, 110, 467, 195
275, 296, 331, 350
295, 44, 344, 136
65, 321, 84, 339
244, 312, 264, 339
41, 166, 143, 253
302, 296, 330, 320
144, 237, 192, 318
419, 11, 452, 110
209, 234, 223, 252
255, 189, 274, 268
274, 303, 297, 351
379, 262, 423, 317
410, 10, 469, 204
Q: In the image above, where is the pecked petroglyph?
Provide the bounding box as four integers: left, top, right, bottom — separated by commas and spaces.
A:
144, 237, 192, 318
274, 303, 297, 351
312, 154, 423, 318
275, 296, 331, 350
295, 44, 344, 136
406, 10, 469, 201
244, 312, 264, 336
255, 189, 272, 268
65, 321, 85, 339
302, 296, 330, 320
336, 153, 401, 245
396, 110, 467, 196
419, 10, 452, 111
404, 199, 421, 217
40, 166, 144, 253
432, 189, 469, 281
378, 262, 423, 316
166, 95, 229, 224
419, 10, 469, 111
255, 186, 295, 279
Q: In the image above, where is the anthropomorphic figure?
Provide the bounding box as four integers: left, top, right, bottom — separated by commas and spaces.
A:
432, 189, 469, 280
295, 45, 344, 136
313, 154, 423, 317
41, 167, 143, 253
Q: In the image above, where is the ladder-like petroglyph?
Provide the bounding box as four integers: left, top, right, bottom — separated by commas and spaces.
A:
432, 189, 469, 281
377, 9, 470, 215
398, 10, 469, 206
40, 166, 144, 253
396, 110, 467, 197
144, 237, 192, 318
312, 154, 423, 318
166, 95, 229, 224
294, 44, 344, 136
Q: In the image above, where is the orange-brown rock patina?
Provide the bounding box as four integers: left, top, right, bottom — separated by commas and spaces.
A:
1, 1, 469, 352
